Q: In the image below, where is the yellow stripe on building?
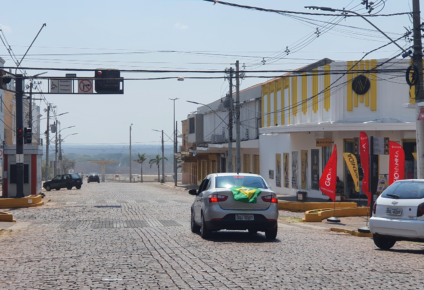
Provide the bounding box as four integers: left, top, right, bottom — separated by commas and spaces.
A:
274, 81, 280, 126
370, 59, 377, 111
324, 65, 331, 111
312, 69, 318, 113
347, 61, 354, 111
302, 73, 307, 114
261, 84, 267, 127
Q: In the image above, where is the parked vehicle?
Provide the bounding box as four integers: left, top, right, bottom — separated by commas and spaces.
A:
370, 179, 424, 250
43, 174, 83, 191
189, 173, 279, 240
87, 173, 100, 183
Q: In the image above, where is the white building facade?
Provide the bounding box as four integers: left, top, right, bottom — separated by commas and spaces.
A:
259, 58, 417, 200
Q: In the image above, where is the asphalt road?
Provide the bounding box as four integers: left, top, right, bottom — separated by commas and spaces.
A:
1, 182, 424, 289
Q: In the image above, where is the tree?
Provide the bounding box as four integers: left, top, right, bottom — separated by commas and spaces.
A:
134, 153, 147, 182
149, 154, 167, 182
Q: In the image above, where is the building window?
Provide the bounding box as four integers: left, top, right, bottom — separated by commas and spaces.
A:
189, 117, 195, 134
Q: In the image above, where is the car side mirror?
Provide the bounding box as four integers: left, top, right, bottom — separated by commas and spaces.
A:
188, 189, 198, 195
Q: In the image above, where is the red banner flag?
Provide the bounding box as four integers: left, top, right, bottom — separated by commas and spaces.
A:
359, 132, 371, 206
319, 145, 337, 202
389, 141, 405, 185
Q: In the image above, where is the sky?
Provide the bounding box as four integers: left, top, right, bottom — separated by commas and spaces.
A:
0, 0, 418, 148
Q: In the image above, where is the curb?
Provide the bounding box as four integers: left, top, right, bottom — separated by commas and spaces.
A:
0, 212, 15, 222
278, 200, 358, 212
330, 227, 373, 238
0, 195, 44, 209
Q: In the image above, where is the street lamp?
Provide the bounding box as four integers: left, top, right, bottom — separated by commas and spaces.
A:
59, 132, 78, 174
170, 98, 178, 186
129, 123, 133, 183
153, 129, 165, 183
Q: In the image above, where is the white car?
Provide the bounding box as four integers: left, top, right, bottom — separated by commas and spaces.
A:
189, 173, 279, 240
369, 179, 424, 250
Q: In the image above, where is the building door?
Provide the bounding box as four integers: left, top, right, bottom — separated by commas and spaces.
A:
403, 140, 417, 179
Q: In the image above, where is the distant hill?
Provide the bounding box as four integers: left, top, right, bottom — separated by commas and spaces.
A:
51, 144, 176, 176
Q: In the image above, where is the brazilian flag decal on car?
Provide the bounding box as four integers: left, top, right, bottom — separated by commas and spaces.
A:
231, 187, 261, 203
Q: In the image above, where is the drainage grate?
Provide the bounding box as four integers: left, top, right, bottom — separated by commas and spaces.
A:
94, 205, 122, 208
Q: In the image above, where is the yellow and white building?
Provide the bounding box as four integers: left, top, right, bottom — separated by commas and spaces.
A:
260, 58, 417, 199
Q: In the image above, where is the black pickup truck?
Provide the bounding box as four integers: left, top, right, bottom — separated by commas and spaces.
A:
43, 174, 83, 191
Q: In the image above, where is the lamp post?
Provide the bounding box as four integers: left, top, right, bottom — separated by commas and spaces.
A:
170, 98, 178, 186
59, 132, 78, 174
153, 129, 165, 183
129, 123, 133, 183
58, 126, 76, 174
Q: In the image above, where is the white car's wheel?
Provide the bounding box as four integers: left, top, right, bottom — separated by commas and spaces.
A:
373, 234, 396, 250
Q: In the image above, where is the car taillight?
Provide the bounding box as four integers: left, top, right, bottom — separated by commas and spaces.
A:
417, 203, 424, 217
372, 202, 377, 215
208, 194, 228, 203
262, 195, 278, 203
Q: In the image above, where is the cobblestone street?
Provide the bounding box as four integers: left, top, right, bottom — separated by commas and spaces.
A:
1, 182, 424, 289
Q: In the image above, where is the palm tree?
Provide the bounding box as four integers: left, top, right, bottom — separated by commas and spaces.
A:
134, 153, 147, 182
149, 154, 167, 182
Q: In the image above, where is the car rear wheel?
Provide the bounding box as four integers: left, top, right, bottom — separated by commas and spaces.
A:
190, 210, 200, 233
200, 213, 210, 239
45, 185, 51, 191
265, 226, 278, 241
373, 234, 396, 250
76, 185, 81, 189
67, 186, 72, 190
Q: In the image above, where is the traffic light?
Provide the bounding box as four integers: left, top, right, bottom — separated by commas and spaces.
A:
24, 127, 32, 144
17, 128, 23, 145
0, 70, 12, 90
94, 69, 124, 94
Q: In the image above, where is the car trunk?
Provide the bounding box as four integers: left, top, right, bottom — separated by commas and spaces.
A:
214, 189, 274, 210
378, 198, 423, 220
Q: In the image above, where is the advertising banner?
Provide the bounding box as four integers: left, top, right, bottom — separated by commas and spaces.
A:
389, 141, 405, 185
343, 153, 359, 193
319, 145, 337, 202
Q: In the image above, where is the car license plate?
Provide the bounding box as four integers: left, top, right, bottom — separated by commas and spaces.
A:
235, 214, 254, 221
386, 207, 403, 216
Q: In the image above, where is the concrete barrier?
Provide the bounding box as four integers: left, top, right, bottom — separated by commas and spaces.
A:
278, 201, 357, 212
303, 207, 370, 222
0, 195, 44, 209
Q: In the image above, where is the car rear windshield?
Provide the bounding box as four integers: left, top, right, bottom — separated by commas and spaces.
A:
71, 174, 81, 179
215, 176, 267, 189
381, 181, 424, 199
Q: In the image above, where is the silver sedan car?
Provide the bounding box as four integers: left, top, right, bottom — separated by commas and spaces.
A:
189, 173, 279, 240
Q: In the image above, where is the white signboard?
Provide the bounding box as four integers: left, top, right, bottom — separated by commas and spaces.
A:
50, 79, 72, 94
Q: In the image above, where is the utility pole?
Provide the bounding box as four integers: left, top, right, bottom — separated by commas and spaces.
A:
170, 98, 178, 186
413, 0, 424, 178
227, 67, 234, 172
54, 121, 58, 177
161, 129, 165, 183
15, 75, 24, 198
129, 123, 133, 183
45, 104, 50, 180
235, 60, 241, 174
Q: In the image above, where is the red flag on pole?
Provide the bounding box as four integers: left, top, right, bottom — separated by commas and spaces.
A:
389, 141, 405, 185
359, 132, 371, 206
319, 145, 337, 202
